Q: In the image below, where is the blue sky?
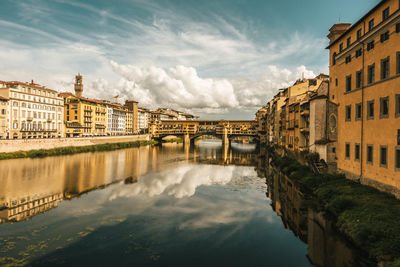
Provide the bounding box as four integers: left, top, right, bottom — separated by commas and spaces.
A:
0, 0, 380, 119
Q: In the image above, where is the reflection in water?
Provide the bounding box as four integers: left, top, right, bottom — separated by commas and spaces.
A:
0, 142, 373, 266
0, 141, 257, 224
266, 163, 376, 267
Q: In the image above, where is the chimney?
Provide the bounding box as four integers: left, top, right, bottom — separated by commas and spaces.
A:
327, 23, 351, 44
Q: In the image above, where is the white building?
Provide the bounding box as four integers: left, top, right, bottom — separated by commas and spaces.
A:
138, 107, 151, 134
106, 103, 127, 136
0, 80, 64, 139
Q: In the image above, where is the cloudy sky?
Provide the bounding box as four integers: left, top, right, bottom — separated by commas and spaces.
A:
0, 0, 379, 119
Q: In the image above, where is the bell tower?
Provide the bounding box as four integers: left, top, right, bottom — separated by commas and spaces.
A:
74, 73, 83, 97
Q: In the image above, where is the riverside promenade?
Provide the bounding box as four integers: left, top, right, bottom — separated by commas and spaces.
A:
0, 135, 150, 153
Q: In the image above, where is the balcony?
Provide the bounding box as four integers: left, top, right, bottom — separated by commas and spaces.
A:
26, 117, 33, 121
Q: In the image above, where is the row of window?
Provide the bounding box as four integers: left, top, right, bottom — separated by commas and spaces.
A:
345, 95, 400, 121
338, 6, 393, 53
13, 101, 60, 111
344, 52, 400, 92
333, 15, 400, 66
17, 87, 57, 98
345, 142, 400, 170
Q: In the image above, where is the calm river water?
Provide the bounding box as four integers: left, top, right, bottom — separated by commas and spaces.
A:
0, 141, 372, 266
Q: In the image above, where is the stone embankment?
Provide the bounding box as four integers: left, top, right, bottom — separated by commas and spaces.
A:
0, 135, 150, 153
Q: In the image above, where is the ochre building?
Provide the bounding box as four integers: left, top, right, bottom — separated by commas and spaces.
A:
327, 0, 400, 195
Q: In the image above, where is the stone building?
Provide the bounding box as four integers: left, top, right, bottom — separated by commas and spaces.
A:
0, 80, 64, 139
327, 0, 400, 195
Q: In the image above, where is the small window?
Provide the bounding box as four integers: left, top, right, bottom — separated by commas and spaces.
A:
381, 57, 390, 79
383, 7, 389, 20
333, 52, 337, 66
355, 144, 360, 161
346, 75, 352, 92
367, 145, 373, 164
380, 31, 389, 43
339, 43, 343, 52
367, 100, 375, 120
345, 105, 351, 121
356, 103, 362, 120
345, 55, 352, 64
345, 143, 350, 159
397, 23, 400, 33
367, 41, 375, 51
355, 48, 362, 58
347, 37, 351, 47
335, 78, 338, 86
357, 29, 362, 40
380, 96, 389, 118
380, 146, 388, 167
356, 71, 362, 88
396, 52, 400, 74
369, 19, 374, 31
395, 94, 400, 117
368, 64, 375, 84
396, 148, 400, 170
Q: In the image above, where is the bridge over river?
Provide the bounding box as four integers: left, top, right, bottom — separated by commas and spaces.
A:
149, 120, 258, 146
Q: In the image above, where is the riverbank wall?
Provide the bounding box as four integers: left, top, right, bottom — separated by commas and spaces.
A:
0, 135, 150, 153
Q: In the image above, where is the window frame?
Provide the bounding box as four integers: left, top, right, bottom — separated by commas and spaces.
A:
368, 19, 374, 31
396, 52, 400, 75
355, 103, 362, 120
367, 144, 373, 165
380, 145, 388, 168
356, 70, 362, 88
345, 105, 352, 121
357, 29, 362, 40
347, 37, 351, 47
395, 94, 400, 118
383, 7, 390, 20
346, 75, 352, 92
380, 96, 389, 119
381, 56, 390, 80
339, 43, 343, 52
367, 100, 375, 120
367, 41, 375, 51
345, 143, 350, 159
368, 64, 375, 84
355, 143, 361, 162
395, 146, 400, 171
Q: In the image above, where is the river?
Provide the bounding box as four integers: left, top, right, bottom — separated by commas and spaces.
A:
0, 141, 372, 266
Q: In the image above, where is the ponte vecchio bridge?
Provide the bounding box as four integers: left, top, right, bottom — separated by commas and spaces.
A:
149, 120, 258, 146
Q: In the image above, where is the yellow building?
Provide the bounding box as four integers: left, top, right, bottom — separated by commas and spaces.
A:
60, 75, 107, 137
327, 0, 400, 195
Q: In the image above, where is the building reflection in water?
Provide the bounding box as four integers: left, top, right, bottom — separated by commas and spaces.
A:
0, 142, 258, 224
265, 162, 376, 267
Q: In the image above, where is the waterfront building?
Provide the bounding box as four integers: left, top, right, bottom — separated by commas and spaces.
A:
138, 107, 151, 134
61, 75, 108, 137
327, 0, 400, 194
284, 76, 329, 152
0, 80, 64, 139
106, 102, 127, 136
255, 105, 268, 144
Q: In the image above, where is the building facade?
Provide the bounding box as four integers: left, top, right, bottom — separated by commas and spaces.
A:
0, 80, 64, 139
0, 95, 9, 139
327, 0, 400, 194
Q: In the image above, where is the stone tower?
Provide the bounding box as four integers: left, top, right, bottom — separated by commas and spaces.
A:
74, 73, 83, 97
